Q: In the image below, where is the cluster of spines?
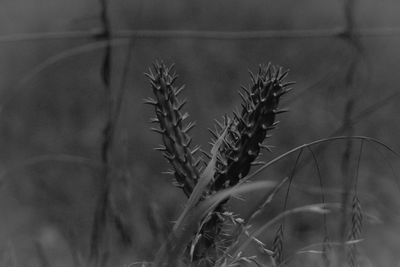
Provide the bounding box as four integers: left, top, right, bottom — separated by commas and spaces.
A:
210, 64, 293, 191
144, 62, 202, 197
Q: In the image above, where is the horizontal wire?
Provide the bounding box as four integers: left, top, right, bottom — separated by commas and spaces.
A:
1, 27, 400, 43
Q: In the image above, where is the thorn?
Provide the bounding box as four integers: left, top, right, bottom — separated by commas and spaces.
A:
214, 165, 224, 174
194, 158, 203, 167
162, 170, 174, 175
183, 121, 196, 133
279, 69, 289, 81
209, 136, 216, 145
251, 98, 258, 108
265, 64, 272, 78
261, 122, 268, 130
168, 63, 175, 72
258, 89, 264, 102
174, 99, 187, 111
217, 155, 228, 166
150, 127, 165, 134
265, 125, 276, 131
223, 114, 231, 125
248, 149, 257, 157
149, 117, 159, 123
152, 62, 160, 72
259, 143, 274, 152
183, 136, 193, 148
214, 119, 225, 130
149, 80, 161, 90
241, 103, 249, 113
208, 128, 219, 139
170, 70, 177, 79
200, 150, 211, 159
170, 75, 178, 85
154, 145, 167, 151
238, 90, 249, 104
246, 121, 255, 129
191, 145, 201, 155
143, 72, 154, 80
248, 69, 257, 84
230, 130, 241, 140
260, 95, 268, 102
273, 108, 289, 114
181, 112, 189, 121
174, 85, 185, 96
143, 97, 158, 106
240, 85, 252, 97
172, 181, 184, 188
238, 116, 248, 128
275, 67, 282, 80
163, 152, 175, 160
265, 62, 272, 71
282, 81, 296, 87
277, 88, 293, 97
174, 116, 183, 128
155, 109, 166, 119
198, 165, 205, 173
222, 139, 233, 149
147, 66, 156, 77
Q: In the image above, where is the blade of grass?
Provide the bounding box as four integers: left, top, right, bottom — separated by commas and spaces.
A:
232, 203, 341, 259
173, 122, 230, 232
280, 239, 363, 266
242, 136, 399, 184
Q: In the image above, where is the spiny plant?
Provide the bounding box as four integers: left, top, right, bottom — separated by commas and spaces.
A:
143, 61, 395, 267
145, 61, 291, 266
144, 63, 202, 197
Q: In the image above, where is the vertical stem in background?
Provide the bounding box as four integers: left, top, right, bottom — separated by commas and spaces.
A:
90, 0, 113, 266
338, 0, 363, 265
89, 0, 141, 263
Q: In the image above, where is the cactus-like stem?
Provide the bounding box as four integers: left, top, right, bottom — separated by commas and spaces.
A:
145, 62, 202, 197
212, 64, 292, 191
192, 64, 292, 264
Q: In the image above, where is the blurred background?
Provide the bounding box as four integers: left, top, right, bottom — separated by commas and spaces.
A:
0, 0, 400, 266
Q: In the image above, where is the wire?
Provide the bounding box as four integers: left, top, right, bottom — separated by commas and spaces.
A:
1, 27, 400, 43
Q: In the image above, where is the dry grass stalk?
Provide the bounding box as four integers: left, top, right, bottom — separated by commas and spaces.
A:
90, 0, 114, 265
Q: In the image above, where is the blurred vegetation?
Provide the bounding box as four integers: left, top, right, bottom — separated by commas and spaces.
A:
0, 0, 400, 266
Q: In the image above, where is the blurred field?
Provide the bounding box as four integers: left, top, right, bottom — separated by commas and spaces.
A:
0, 0, 400, 266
